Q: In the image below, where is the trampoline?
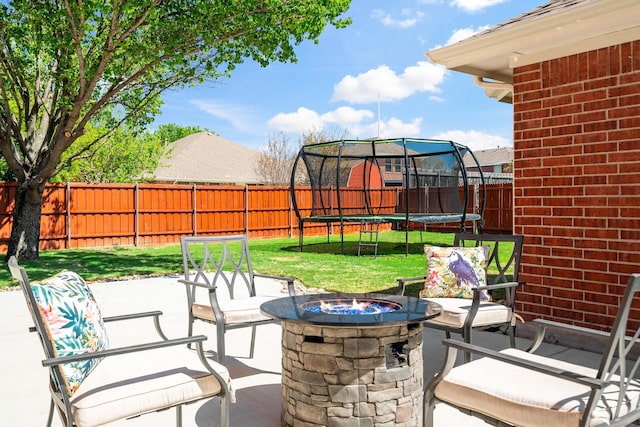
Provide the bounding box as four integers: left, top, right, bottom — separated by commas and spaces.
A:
289, 138, 486, 255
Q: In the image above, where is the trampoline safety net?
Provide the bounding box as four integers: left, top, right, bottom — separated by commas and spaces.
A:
289, 138, 486, 253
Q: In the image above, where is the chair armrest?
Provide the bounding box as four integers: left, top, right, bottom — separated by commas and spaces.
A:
526, 318, 611, 353
42, 335, 208, 367
477, 281, 523, 293
254, 272, 296, 296
463, 281, 524, 330
103, 310, 163, 322
396, 275, 426, 295
178, 278, 216, 289
104, 310, 169, 341
440, 338, 605, 390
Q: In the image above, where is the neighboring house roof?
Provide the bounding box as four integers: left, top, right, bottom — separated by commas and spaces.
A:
153, 131, 262, 184
463, 146, 513, 168
426, 0, 640, 102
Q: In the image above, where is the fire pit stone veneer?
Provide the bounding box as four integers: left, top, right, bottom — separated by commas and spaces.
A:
261, 293, 441, 427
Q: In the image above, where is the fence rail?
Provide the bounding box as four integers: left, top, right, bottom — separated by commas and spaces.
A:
0, 182, 512, 251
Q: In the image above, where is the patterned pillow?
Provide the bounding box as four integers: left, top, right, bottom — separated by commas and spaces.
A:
420, 246, 491, 300
31, 271, 109, 396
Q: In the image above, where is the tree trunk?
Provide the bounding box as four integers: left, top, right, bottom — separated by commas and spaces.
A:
5, 183, 44, 262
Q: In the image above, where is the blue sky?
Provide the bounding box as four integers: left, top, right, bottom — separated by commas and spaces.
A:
156, 0, 542, 152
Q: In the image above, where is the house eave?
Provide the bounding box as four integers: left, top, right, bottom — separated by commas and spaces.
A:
426, 0, 640, 102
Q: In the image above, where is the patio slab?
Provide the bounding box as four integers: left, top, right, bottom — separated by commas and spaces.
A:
0, 275, 601, 426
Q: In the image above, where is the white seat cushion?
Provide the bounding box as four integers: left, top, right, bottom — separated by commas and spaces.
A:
424, 297, 512, 328
435, 348, 640, 427
70, 345, 228, 426
192, 296, 276, 324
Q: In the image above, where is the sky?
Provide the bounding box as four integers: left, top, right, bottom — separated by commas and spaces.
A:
155, 0, 543, 153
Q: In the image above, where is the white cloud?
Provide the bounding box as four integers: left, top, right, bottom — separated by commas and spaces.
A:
268, 106, 374, 133
375, 117, 423, 139
430, 129, 511, 152
268, 106, 422, 139
189, 99, 256, 131
445, 25, 491, 45
451, 0, 509, 13
331, 61, 447, 104
267, 107, 325, 133
371, 9, 424, 28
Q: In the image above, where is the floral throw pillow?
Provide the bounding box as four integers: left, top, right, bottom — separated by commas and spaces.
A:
420, 246, 491, 300
31, 271, 109, 396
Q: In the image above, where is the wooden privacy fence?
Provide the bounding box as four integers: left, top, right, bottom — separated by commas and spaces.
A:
0, 182, 512, 252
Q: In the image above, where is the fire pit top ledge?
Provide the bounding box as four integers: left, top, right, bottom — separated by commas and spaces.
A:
260, 293, 441, 326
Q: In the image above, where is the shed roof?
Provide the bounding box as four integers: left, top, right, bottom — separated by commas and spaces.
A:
153, 131, 262, 184
464, 146, 513, 168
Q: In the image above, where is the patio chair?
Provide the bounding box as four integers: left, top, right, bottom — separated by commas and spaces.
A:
180, 235, 296, 362
8, 256, 232, 427
397, 232, 524, 362
424, 273, 640, 427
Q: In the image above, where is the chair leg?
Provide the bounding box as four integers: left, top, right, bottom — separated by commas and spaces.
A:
507, 324, 516, 348
46, 399, 55, 427
463, 326, 472, 364
176, 404, 182, 427
221, 392, 230, 427
217, 324, 226, 363
186, 320, 194, 350
423, 384, 436, 427
249, 325, 257, 359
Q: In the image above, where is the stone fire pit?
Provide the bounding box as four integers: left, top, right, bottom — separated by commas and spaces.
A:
261, 293, 441, 427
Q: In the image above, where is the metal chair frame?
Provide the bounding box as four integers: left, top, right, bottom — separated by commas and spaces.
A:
425, 273, 640, 427
8, 256, 230, 427
398, 232, 524, 362
180, 234, 295, 362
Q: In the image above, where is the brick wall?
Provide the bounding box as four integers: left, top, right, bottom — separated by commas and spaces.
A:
513, 41, 640, 330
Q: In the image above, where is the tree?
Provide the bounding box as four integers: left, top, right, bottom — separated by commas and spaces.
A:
255, 132, 297, 185
0, 0, 352, 260
55, 124, 205, 183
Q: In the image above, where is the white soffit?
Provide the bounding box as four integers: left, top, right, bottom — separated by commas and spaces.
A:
427, 0, 640, 84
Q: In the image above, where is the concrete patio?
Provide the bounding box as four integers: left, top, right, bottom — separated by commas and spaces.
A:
0, 275, 604, 426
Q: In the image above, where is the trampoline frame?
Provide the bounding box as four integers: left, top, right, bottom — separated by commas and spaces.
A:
289, 138, 486, 255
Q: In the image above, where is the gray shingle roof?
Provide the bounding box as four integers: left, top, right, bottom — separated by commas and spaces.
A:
153, 131, 262, 184
474, 0, 596, 38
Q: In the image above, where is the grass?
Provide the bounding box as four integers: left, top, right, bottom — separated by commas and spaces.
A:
2, 231, 512, 297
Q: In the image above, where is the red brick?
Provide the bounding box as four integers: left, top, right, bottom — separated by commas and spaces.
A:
608, 45, 621, 76
620, 43, 633, 73
609, 105, 638, 118
542, 93, 572, 108
583, 120, 618, 132
542, 217, 572, 228
573, 132, 608, 144
552, 124, 582, 136
582, 141, 617, 153
609, 129, 640, 142
573, 152, 607, 165
583, 97, 617, 112
520, 128, 551, 139
619, 71, 640, 84
553, 204, 584, 218
574, 110, 607, 123
609, 82, 640, 97
583, 76, 618, 91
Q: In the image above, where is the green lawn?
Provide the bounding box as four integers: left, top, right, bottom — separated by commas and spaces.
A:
2, 231, 492, 296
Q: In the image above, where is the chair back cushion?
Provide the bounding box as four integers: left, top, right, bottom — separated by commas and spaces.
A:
31, 271, 109, 396
421, 246, 490, 300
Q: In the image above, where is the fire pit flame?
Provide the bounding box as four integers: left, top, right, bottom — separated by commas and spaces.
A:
304, 297, 401, 315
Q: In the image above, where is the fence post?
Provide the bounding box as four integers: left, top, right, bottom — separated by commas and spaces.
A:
192, 183, 197, 236
66, 182, 71, 249
134, 183, 139, 246
244, 185, 249, 235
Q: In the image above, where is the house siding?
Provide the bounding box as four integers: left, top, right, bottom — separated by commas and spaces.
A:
513, 41, 640, 329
